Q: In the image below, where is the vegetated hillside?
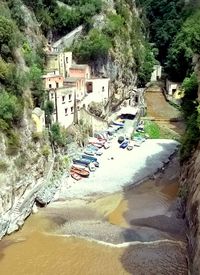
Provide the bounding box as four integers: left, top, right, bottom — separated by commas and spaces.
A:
72, 0, 155, 109
0, 0, 53, 233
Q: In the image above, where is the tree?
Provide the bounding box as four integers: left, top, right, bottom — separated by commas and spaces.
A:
166, 10, 200, 81
0, 90, 23, 125
74, 29, 112, 63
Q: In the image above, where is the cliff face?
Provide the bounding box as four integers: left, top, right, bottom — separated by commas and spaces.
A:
180, 145, 200, 274
0, 1, 54, 238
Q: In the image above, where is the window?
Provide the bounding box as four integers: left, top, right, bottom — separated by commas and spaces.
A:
62, 96, 65, 103
66, 57, 68, 63
49, 84, 52, 88
65, 108, 68, 116
71, 107, 74, 113
51, 93, 54, 99
102, 86, 105, 92
56, 82, 59, 88
172, 88, 176, 93
69, 94, 72, 102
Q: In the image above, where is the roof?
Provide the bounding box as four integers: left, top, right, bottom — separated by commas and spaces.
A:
64, 77, 84, 83
32, 107, 44, 117
70, 64, 89, 70
42, 74, 63, 79
120, 106, 138, 116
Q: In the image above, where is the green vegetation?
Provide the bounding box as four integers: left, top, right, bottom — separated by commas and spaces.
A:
166, 10, 200, 81
0, 91, 23, 128
73, 29, 112, 63
132, 120, 180, 140
21, 0, 102, 36
50, 123, 66, 147
180, 73, 199, 161
135, 0, 186, 65
0, 160, 9, 172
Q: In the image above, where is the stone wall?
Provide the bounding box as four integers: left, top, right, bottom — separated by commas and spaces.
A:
78, 108, 108, 134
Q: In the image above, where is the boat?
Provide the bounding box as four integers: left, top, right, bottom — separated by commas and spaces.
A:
112, 120, 125, 127
89, 137, 105, 145
70, 166, 90, 177
89, 142, 103, 148
73, 158, 90, 166
95, 150, 103, 156
86, 145, 99, 151
82, 154, 98, 162
88, 162, 96, 172
71, 172, 82, 181
120, 140, 129, 149
103, 142, 110, 149
84, 149, 95, 156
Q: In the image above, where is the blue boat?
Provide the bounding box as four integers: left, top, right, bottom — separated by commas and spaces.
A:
120, 140, 129, 149
73, 158, 90, 166
82, 154, 98, 162
112, 121, 125, 127
86, 145, 99, 151
84, 149, 95, 156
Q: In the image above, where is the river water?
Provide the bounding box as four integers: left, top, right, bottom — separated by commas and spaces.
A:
0, 156, 188, 275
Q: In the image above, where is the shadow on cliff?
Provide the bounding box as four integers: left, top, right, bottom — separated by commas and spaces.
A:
118, 142, 188, 274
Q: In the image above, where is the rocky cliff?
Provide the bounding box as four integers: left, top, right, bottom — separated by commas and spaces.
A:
0, 1, 56, 238
180, 144, 200, 275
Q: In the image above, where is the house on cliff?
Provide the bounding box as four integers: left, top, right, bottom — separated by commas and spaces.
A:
42, 51, 110, 128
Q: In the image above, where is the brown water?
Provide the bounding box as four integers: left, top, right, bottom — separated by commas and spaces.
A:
0, 156, 188, 275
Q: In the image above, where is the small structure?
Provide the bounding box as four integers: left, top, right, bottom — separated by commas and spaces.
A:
69, 64, 91, 79
49, 86, 76, 128
32, 107, 45, 133
150, 65, 162, 82
166, 79, 180, 96
84, 78, 110, 107
42, 73, 64, 90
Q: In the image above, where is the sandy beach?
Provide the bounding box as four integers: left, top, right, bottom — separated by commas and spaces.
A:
57, 138, 179, 199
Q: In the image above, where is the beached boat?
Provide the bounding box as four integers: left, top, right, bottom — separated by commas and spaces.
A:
70, 172, 82, 181
84, 149, 95, 156
86, 145, 99, 151
112, 120, 125, 127
70, 166, 90, 177
82, 154, 98, 162
95, 150, 103, 156
120, 140, 129, 149
73, 158, 90, 166
89, 142, 103, 148
89, 137, 106, 145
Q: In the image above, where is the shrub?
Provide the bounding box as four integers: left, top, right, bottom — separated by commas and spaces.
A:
88, 101, 103, 117
0, 160, 8, 172
41, 145, 51, 158
14, 153, 27, 169
6, 130, 21, 156
0, 90, 23, 125
73, 29, 112, 63
32, 132, 43, 142
50, 123, 66, 146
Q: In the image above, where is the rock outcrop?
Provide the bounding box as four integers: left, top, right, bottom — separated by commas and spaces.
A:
180, 143, 200, 274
